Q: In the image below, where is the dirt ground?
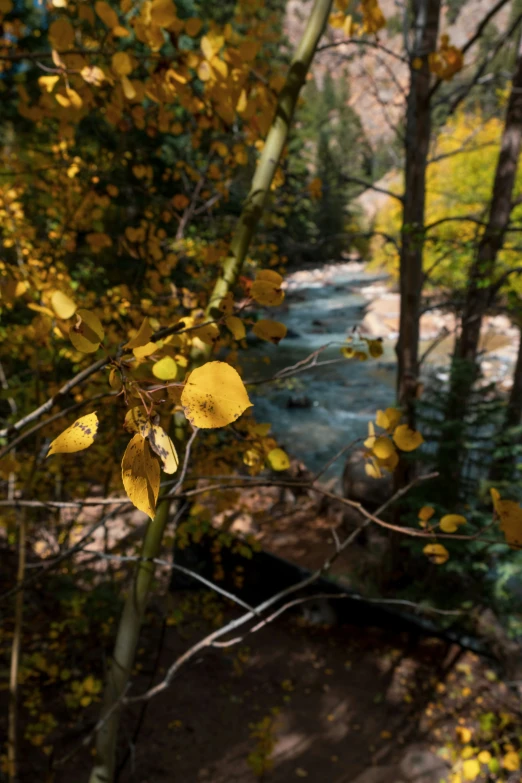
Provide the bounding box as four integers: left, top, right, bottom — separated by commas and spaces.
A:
75, 608, 517, 783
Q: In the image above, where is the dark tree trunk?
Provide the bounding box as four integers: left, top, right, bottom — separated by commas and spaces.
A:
396, 0, 441, 430
438, 36, 522, 501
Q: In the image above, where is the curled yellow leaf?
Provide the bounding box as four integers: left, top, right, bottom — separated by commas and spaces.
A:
439, 514, 466, 533
393, 424, 424, 452
423, 543, 449, 565
149, 424, 179, 474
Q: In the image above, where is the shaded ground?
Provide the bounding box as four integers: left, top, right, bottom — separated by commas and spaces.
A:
97, 606, 517, 783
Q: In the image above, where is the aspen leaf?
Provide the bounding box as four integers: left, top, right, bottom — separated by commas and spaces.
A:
502, 751, 520, 771
181, 361, 252, 428
152, 356, 178, 380
124, 318, 153, 349
251, 270, 285, 307
70, 309, 104, 353
39, 75, 60, 93
28, 303, 54, 318
150, 0, 178, 26
372, 437, 395, 460
112, 51, 132, 76
244, 448, 263, 469
477, 751, 491, 764
423, 543, 449, 565
365, 459, 382, 479
490, 488, 522, 547
418, 506, 435, 522
393, 424, 424, 452
462, 759, 480, 780
364, 421, 376, 449
49, 19, 75, 50
376, 407, 402, 432
95, 0, 119, 28
66, 88, 83, 109
47, 413, 99, 457
121, 434, 160, 518
193, 322, 220, 345
267, 448, 290, 471
225, 316, 246, 340
109, 368, 122, 391
218, 292, 234, 315
440, 514, 466, 533
124, 407, 151, 438
149, 424, 179, 474
51, 290, 76, 320
252, 319, 287, 344
455, 726, 472, 743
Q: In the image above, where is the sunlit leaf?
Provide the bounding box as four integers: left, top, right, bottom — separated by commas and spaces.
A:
149, 423, 179, 474
491, 488, 522, 547
267, 448, 290, 471
152, 356, 178, 380
418, 506, 435, 522
462, 759, 480, 780
47, 413, 99, 457
124, 407, 151, 438
181, 361, 252, 428
51, 291, 76, 319
372, 437, 395, 460
251, 270, 285, 307
393, 424, 424, 452
225, 315, 246, 340
124, 318, 153, 349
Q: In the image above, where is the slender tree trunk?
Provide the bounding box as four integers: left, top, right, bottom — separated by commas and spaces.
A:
490, 322, 522, 482
396, 0, 441, 429
438, 34, 522, 500
89, 3, 333, 781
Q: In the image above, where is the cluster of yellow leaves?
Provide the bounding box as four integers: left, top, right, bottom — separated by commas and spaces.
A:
329, 0, 385, 37
428, 35, 464, 81
418, 506, 467, 565
363, 407, 424, 479
341, 333, 384, 361
448, 729, 520, 782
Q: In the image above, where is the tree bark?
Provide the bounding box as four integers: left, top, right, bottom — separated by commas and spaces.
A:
438, 34, 522, 499
396, 0, 441, 430
88, 2, 333, 780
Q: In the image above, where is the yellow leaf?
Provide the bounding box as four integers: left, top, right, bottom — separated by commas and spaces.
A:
150, 0, 178, 27
477, 751, 491, 764
252, 422, 271, 436
197, 61, 213, 82
55, 93, 71, 108
365, 459, 382, 479
47, 413, 99, 457
372, 437, 395, 460
252, 319, 287, 344
109, 368, 122, 391
181, 361, 252, 428
462, 759, 480, 780
95, 0, 119, 28
456, 726, 472, 743
152, 356, 178, 380
124, 318, 153, 349
149, 424, 179, 474
267, 448, 290, 471
69, 309, 104, 353
121, 75, 136, 99
418, 506, 435, 522
251, 270, 285, 307
124, 407, 151, 438
393, 424, 424, 452
423, 543, 449, 565
51, 290, 76, 320
225, 316, 246, 340
376, 407, 402, 431
66, 88, 83, 109
49, 18, 75, 50
28, 303, 54, 317
38, 75, 60, 93
440, 514, 466, 533
491, 488, 522, 548
502, 751, 520, 771
121, 434, 160, 518
112, 51, 132, 76
193, 322, 220, 346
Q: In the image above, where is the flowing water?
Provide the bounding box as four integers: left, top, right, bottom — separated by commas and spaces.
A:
243, 262, 397, 478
